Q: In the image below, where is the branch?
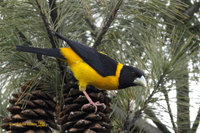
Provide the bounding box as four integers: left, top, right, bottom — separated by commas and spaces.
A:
35, 0, 66, 80
85, 17, 97, 37
143, 75, 164, 109
35, 0, 57, 48
162, 89, 178, 133
16, 29, 32, 46
186, 2, 200, 33
122, 99, 131, 130
190, 107, 200, 133
93, 0, 123, 48
140, 75, 173, 132
122, 110, 142, 133
48, 0, 59, 31
144, 108, 171, 133
16, 28, 45, 63
189, 24, 200, 33
184, 2, 200, 18
134, 118, 163, 133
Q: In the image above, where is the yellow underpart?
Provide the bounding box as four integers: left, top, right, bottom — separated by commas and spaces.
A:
60, 47, 124, 91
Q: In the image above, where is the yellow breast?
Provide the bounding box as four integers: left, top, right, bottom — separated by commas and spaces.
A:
60, 48, 123, 91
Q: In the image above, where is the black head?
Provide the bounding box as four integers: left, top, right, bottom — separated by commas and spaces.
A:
119, 65, 146, 89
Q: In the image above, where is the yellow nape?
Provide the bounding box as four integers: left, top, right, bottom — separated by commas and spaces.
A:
60, 48, 124, 91
98, 51, 106, 55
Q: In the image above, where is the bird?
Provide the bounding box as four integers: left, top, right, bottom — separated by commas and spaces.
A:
16, 32, 147, 112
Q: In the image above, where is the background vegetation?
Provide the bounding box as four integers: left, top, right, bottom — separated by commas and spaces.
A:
0, 0, 199, 133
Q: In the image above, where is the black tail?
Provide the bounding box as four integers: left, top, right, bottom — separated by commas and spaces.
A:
16, 46, 65, 59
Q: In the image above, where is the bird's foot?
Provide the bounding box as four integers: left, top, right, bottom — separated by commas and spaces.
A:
82, 90, 106, 112
82, 101, 106, 113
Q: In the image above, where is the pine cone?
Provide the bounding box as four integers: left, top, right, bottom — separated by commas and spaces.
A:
1, 85, 58, 133
57, 84, 113, 133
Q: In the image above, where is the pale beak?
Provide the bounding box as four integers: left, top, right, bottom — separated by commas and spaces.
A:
134, 76, 147, 87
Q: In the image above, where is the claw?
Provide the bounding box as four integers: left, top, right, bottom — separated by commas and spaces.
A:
82, 101, 106, 113
82, 91, 106, 112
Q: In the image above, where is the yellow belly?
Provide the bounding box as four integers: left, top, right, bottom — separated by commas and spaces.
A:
70, 61, 119, 90
60, 48, 122, 91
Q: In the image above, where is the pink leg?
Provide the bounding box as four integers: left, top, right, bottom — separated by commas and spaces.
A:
83, 91, 106, 112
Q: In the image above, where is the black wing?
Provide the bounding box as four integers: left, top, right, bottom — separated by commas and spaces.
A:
55, 32, 118, 77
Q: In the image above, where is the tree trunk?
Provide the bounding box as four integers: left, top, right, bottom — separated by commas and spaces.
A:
176, 64, 190, 133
